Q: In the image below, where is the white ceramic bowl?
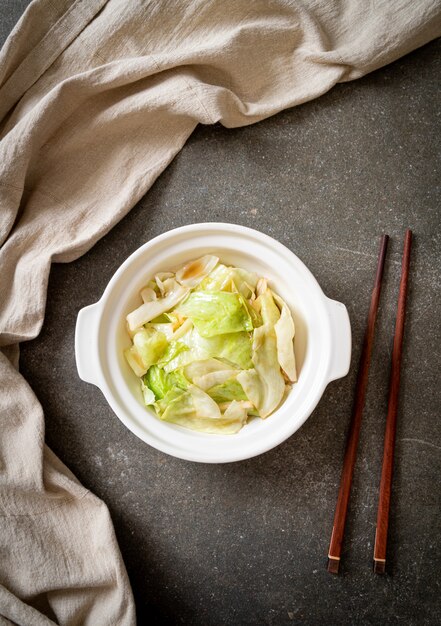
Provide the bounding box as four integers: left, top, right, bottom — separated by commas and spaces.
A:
75, 223, 351, 463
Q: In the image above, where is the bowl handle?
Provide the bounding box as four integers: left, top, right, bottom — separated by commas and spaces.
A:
75, 302, 101, 387
325, 297, 351, 382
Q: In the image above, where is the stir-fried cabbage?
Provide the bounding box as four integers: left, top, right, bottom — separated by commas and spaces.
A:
236, 323, 285, 418
176, 291, 253, 337
124, 255, 297, 434
126, 280, 189, 331
176, 255, 219, 288
273, 292, 297, 382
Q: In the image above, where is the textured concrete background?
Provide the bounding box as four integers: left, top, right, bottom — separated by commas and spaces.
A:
2, 4, 441, 625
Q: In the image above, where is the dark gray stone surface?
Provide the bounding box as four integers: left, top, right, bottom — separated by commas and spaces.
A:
2, 5, 441, 626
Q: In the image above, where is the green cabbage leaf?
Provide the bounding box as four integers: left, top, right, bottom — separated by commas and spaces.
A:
177, 291, 253, 337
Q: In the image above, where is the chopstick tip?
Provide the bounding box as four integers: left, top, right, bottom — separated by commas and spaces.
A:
327, 558, 340, 575
373, 559, 386, 575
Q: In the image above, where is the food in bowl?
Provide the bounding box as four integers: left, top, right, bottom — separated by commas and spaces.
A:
124, 255, 297, 434
76, 223, 351, 462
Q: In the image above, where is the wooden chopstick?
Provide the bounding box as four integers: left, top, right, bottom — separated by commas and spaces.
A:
327, 234, 389, 574
373, 229, 412, 574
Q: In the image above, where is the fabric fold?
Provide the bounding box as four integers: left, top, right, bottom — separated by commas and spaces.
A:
0, 0, 109, 119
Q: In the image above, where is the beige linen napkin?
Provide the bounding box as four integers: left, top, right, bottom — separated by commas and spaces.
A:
0, 1, 439, 624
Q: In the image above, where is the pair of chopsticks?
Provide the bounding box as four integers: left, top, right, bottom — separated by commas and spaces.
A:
327, 229, 412, 575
